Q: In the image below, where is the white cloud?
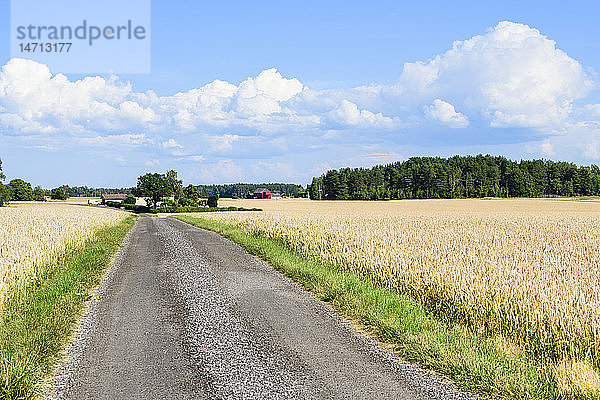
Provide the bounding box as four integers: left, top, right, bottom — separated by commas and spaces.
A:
541, 141, 555, 156
424, 99, 469, 128
119, 101, 158, 125
145, 159, 159, 166
233, 68, 303, 117
161, 138, 183, 149
0, 58, 133, 134
584, 141, 600, 159
329, 100, 398, 129
0, 20, 597, 162
401, 21, 593, 128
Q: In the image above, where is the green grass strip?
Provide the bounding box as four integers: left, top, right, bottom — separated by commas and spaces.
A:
0, 214, 137, 400
174, 215, 559, 400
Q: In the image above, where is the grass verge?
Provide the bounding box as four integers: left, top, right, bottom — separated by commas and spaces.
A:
0, 214, 137, 400
174, 215, 561, 400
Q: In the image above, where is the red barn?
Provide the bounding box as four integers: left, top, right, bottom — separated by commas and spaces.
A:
101, 194, 133, 204
252, 188, 271, 199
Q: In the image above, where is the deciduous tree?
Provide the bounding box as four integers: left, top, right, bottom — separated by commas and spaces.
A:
8, 179, 34, 201
165, 170, 184, 201
50, 186, 68, 200
33, 186, 46, 202
135, 173, 171, 209
207, 195, 218, 208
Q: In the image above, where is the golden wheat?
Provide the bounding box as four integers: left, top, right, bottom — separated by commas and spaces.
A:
0, 203, 126, 310
196, 198, 600, 366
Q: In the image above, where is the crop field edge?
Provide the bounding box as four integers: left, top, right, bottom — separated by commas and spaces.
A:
0, 213, 138, 400
173, 214, 568, 400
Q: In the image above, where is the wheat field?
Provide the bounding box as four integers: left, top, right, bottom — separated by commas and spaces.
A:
0, 203, 126, 310
196, 198, 600, 374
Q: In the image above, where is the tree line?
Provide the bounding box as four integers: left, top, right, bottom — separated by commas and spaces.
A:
133, 172, 308, 208
308, 155, 600, 200
0, 157, 304, 207
193, 183, 306, 198
63, 186, 134, 197
0, 159, 46, 205
58, 184, 304, 199
0, 157, 139, 205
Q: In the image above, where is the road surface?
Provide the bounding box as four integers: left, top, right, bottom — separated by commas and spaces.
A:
48, 216, 476, 400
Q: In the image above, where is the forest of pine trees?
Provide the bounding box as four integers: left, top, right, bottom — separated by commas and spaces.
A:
307, 155, 600, 200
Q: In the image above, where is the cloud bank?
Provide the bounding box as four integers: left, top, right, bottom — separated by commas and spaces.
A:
1, 21, 599, 183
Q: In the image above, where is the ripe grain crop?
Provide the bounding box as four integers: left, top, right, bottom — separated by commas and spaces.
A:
0, 203, 126, 310
196, 198, 600, 389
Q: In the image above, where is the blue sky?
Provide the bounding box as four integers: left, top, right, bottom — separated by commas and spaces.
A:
1, 0, 600, 187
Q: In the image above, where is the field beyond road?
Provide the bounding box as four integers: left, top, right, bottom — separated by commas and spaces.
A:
190, 197, 600, 398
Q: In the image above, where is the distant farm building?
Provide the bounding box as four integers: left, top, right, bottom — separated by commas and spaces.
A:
271, 192, 282, 199
101, 194, 133, 204
252, 188, 271, 199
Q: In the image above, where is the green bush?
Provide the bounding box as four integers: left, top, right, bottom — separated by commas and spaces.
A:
105, 201, 150, 213
32, 187, 46, 202
160, 199, 178, 208
122, 196, 136, 205
207, 195, 218, 208
8, 179, 33, 201
50, 187, 68, 200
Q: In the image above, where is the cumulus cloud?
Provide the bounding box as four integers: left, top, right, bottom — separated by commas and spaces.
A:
0, 58, 398, 140
233, 68, 303, 116
0, 20, 597, 164
424, 99, 469, 128
329, 100, 398, 129
401, 21, 593, 128
0, 59, 133, 134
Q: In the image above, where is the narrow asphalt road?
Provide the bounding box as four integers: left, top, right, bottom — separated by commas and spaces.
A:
49, 216, 476, 400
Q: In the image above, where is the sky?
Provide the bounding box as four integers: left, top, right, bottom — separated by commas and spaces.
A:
1, 0, 600, 187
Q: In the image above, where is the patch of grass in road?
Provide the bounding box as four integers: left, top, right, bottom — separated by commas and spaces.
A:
0, 215, 137, 400
174, 215, 560, 400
